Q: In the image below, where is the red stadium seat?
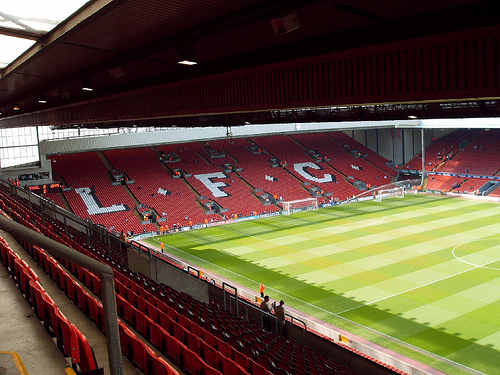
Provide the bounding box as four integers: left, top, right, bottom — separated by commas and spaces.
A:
200, 340, 219, 370
132, 336, 146, 371
179, 342, 203, 375
119, 321, 135, 359
116, 294, 133, 324
159, 310, 174, 334
248, 358, 271, 375
232, 349, 248, 371
164, 330, 180, 363
55, 308, 79, 362
132, 305, 146, 335
144, 343, 179, 375
219, 353, 244, 375
30, 279, 49, 325
72, 323, 100, 372
201, 362, 223, 375
76, 283, 92, 316
88, 297, 105, 332
186, 330, 201, 353
146, 316, 162, 348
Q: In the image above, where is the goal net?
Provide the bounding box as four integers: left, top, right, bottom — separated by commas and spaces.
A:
282, 197, 318, 215
374, 186, 405, 202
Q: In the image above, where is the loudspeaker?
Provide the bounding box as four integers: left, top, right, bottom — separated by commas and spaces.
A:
271, 11, 300, 36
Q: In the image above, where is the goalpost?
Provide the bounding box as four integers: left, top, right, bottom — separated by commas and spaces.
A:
374, 186, 405, 202
282, 197, 318, 215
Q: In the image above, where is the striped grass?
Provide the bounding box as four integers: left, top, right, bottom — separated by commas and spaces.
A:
146, 194, 500, 375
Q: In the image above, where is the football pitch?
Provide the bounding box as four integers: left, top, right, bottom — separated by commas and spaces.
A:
146, 194, 500, 375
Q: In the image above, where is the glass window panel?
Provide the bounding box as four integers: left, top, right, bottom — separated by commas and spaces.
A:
0, 1, 91, 68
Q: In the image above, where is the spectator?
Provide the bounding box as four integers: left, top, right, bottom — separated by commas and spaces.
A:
261, 295, 273, 331
274, 300, 286, 335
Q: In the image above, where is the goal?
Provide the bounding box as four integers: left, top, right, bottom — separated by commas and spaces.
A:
374, 186, 405, 202
282, 197, 318, 215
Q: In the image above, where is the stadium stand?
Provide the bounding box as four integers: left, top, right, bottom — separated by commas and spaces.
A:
402, 129, 476, 172
157, 142, 279, 219
104, 147, 220, 227
290, 132, 393, 190
41, 133, 398, 235
50, 152, 157, 234
327, 132, 398, 177
206, 138, 311, 203
426, 175, 465, 192
404, 129, 500, 195
436, 129, 500, 176
252, 134, 360, 201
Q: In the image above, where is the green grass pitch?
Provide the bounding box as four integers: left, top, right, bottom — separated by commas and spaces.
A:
146, 194, 500, 375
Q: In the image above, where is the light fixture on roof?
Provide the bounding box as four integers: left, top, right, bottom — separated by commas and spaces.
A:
108, 66, 125, 79
271, 11, 300, 36
13, 104, 20, 111
82, 79, 94, 91
38, 95, 47, 104
177, 48, 197, 66
408, 115, 417, 119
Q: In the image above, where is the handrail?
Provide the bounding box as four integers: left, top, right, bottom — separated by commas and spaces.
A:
187, 265, 200, 279
286, 312, 307, 330
222, 282, 239, 317
0, 214, 124, 375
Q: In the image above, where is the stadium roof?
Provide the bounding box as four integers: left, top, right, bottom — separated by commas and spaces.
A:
0, 0, 499, 129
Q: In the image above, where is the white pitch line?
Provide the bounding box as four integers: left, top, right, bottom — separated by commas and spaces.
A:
451, 238, 500, 271
336, 254, 500, 315
221, 226, 273, 242
221, 216, 386, 242
330, 216, 386, 229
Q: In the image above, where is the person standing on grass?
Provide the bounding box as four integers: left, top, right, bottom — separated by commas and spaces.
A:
260, 283, 266, 297
274, 300, 286, 335
261, 295, 273, 331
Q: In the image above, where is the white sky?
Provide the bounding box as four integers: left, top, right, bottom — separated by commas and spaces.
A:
0, 0, 91, 68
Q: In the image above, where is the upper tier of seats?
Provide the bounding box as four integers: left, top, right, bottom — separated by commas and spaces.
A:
402, 129, 476, 172
404, 129, 500, 195
436, 129, 500, 176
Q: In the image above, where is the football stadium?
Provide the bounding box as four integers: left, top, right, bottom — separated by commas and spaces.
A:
0, 2, 499, 375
